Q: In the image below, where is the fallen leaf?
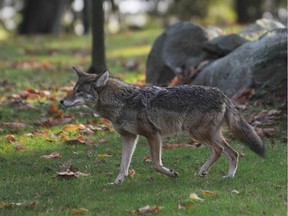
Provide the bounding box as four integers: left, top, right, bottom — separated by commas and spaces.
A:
48, 103, 64, 118
33, 129, 49, 136
129, 169, 136, 178
63, 124, 86, 131
65, 136, 93, 145
96, 154, 112, 159
201, 190, 216, 197
41, 152, 62, 159
0, 202, 22, 208
79, 128, 95, 135
6, 134, 16, 143
1, 122, 27, 129
255, 127, 276, 137
57, 171, 89, 178
130, 205, 162, 214
189, 193, 204, 202
143, 155, 152, 163
57, 171, 77, 178
35, 117, 73, 128
22, 132, 34, 137
231, 189, 240, 194
178, 202, 193, 209
70, 208, 89, 214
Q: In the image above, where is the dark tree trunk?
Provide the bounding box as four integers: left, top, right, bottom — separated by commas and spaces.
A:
88, 0, 107, 74
18, 0, 67, 35
235, 0, 264, 24
82, 0, 91, 34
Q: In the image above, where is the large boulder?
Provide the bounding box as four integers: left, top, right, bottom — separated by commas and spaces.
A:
146, 22, 222, 85
192, 28, 287, 97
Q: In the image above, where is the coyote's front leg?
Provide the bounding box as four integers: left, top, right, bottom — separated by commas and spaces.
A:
147, 133, 179, 177
114, 133, 138, 185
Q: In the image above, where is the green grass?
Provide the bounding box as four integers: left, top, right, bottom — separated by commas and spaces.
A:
0, 29, 287, 215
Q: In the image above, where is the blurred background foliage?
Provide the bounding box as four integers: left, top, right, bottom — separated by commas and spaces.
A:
0, 0, 286, 38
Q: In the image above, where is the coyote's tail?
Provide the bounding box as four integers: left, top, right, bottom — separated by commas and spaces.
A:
226, 104, 265, 157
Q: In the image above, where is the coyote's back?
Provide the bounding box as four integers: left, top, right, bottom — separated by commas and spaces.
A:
60, 68, 264, 184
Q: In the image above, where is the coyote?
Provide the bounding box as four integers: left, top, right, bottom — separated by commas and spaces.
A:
60, 67, 265, 185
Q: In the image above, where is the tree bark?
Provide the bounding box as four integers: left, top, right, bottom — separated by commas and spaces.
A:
235, 0, 264, 24
18, 0, 67, 34
88, 0, 107, 74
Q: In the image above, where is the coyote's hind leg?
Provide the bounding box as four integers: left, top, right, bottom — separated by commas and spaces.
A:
198, 140, 223, 177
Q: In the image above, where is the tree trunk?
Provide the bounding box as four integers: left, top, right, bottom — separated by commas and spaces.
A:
88, 0, 107, 74
18, 0, 67, 34
82, 0, 91, 34
235, 0, 264, 24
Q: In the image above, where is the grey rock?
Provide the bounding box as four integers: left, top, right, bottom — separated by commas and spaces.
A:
146, 22, 221, 85
192, 28, 287, 97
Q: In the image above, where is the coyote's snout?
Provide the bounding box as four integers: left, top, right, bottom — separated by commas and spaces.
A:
60, 67, 265, 185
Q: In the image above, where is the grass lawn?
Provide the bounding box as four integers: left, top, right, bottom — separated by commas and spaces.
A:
0, 28, 287, 215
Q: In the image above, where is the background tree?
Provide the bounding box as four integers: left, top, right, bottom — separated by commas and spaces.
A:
88, 0, 107, 74
18, 0, 67, 34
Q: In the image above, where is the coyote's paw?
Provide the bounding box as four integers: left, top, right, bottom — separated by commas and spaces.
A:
198, 171, 208, 177
169, 169, 179, 177
114, 174, 126, 185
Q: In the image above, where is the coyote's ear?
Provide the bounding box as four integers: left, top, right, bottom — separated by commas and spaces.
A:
72, 66, 87, 79
95, 71, 109, 87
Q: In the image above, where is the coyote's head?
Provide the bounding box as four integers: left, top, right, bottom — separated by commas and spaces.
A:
60, 67, 109, 108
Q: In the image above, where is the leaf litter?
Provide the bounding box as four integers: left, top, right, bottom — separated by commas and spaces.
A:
57, 160, 89, 179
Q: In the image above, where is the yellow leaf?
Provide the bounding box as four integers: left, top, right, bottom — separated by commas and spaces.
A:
63, 124, 86, 131
96, 154, 111, 159
201, 190, 216, 197
0, 202, 22, 208
70, 208, 89, 214
6, 134, 16, 143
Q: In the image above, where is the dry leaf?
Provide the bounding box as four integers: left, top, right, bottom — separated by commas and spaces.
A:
41, 152, 62, 159
65, 136, 86, 145
79, 128, 95, 135
178, 202, 193, 209
255, 127, 276, 137
130, 205, 162, 214
48, 103, 64, 118
35, 117, 73, 128
129, 169, 136, 178
143, 155, 152, 163
1, 122, 27, 129
22, 132, 34, 137
70, 208, 89, 214
0, 202, 22, 208
189, 193, 204, 202
57, 171, 89, 178
63, 124, 86, 131
231, 189, 240, 194
201, 190, 216, 197
6, 134, 16, 143
96, 154, 112, 159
